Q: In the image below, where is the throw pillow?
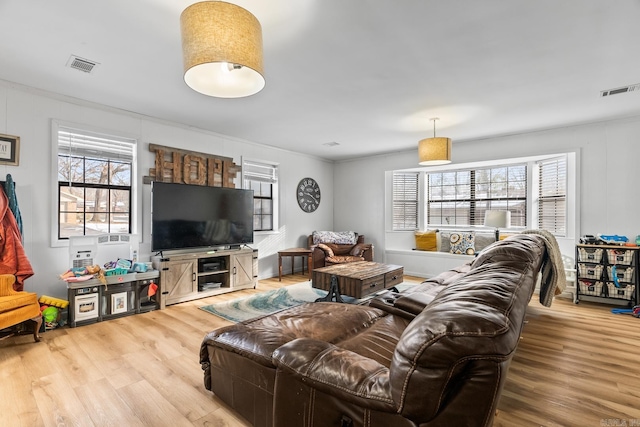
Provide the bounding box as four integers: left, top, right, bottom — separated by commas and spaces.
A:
449, 231, 476, 255
349, 244, 366, 257
317, 243, 334, 257
415, 230, 439, 251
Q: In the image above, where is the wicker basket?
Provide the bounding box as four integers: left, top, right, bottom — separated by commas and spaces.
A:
606, 265, 634, 283
578, 264, 603, 280
578, 247, 603, 263
606, 249, 635, 266
606, 283, 635, 300
578, 280, 604, 297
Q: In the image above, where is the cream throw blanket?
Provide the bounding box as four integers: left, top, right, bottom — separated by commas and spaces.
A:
521, 229, 566, 307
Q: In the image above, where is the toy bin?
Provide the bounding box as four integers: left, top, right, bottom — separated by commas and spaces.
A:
606, 265, 634, 283
578, 264, 603, 280
606, 249, 635, 266
578, 280, 604, 297
606, 283, 635, 300
578, 247, 603, 263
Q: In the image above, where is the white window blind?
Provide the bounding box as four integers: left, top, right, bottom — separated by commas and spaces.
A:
243, 160, 278, 183
58, 127, 135, 162
392, 172, 419, 230
538, 156, 567, 235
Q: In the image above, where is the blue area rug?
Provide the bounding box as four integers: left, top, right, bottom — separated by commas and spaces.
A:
199, 280, 413, 323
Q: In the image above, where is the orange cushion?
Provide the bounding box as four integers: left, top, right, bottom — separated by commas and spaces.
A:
0, 291, 39, 314
0, 294, 41, 330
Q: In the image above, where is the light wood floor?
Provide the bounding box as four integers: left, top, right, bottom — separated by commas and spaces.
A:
1, 274, 639, 426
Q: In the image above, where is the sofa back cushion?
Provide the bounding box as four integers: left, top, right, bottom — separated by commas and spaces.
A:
389, 234, 546, 422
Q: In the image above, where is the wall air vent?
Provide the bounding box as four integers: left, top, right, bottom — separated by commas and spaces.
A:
66, 55, 99, 73
600, 83, 640, 97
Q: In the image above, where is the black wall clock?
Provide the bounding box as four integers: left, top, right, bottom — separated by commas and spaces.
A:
297, 177, 321, 212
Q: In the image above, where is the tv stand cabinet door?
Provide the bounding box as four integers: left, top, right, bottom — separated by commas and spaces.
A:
232, 252, 256, 289
160, 260, 196, 307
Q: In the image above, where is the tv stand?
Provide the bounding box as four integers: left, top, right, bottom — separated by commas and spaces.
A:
152, 248, 258, 308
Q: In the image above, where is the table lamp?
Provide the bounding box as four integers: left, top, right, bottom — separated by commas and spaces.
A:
484, 210, 511, 242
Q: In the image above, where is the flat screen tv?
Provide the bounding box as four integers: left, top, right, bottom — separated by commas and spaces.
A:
151, 182, 254, 252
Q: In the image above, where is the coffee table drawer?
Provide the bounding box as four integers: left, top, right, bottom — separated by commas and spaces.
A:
385, 268, 403, 287
359, 276, 386, 297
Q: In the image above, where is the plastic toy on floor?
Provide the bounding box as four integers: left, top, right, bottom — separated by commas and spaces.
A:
597, 234, 628, 245
38, 295, 69, 309
611, 305, 640, 317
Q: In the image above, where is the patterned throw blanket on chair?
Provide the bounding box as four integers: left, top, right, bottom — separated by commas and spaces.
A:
312, 231, 357, 245
522, 229, 566, 307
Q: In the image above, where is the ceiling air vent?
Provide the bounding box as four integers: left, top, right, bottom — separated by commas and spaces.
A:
600, 83, 640, 97
66, 55, 99, 74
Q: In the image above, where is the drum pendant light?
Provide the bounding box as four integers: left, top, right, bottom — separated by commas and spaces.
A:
418, 118, 452, 165
180, 1, 265, 98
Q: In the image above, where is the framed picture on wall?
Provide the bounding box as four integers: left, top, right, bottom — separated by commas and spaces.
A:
0, 134, 20, 166
112, 292, 128, 314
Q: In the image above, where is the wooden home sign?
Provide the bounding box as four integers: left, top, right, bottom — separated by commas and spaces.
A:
144, 143, 240, 188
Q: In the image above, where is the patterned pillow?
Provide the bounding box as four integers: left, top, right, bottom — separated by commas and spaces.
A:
449, 232, 476, 255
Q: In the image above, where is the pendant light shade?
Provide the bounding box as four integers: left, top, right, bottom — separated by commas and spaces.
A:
418, 118, 452, 166
180, 1, 265, 98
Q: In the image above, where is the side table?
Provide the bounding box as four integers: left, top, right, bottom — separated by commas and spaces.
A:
278, 248, 313, 281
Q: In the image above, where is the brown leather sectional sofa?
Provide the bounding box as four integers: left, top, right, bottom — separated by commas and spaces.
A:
200, 234, 549, 426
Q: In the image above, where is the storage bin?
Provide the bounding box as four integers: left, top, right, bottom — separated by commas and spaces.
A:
606, 265, 634, 283
578, 247, 603, 263
606, 249, 635, 266
578, 280, 604, 297
606, 283, 635, 300
578, 264, 603, 280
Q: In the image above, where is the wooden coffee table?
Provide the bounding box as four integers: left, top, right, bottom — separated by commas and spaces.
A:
312, 261, 403, 302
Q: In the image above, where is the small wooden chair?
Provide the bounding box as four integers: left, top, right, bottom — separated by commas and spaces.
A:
0, 274, 41, 342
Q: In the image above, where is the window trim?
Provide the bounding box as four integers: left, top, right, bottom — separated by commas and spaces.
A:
51, 120, 139, 247
241, 157, 280, 235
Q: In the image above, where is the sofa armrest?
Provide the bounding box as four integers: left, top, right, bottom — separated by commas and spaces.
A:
362, 243, 374, 261
309, 245, 328, 269
272, 338, 397, 412
0, 274, 19, 296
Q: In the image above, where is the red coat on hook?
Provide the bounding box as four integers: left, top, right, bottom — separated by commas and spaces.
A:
0, 189, 33, 291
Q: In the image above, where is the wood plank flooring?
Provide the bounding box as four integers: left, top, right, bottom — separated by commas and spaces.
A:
1, 274, 639, 426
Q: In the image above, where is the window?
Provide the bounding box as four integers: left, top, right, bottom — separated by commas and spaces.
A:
389, 153, 571, 237
56, 125, 136, 239
427, 165, 527, 227
538, 156, 567, 234
392, 172, 419, 230
243, 159, 278, 232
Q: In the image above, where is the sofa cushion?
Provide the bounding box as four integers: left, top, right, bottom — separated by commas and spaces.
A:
414, 230, 439, 251
449, 231, 475, 255
0, 291, 39, 314
349, 243, 367, 257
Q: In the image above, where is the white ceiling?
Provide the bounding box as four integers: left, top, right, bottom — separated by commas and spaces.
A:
1, 0, 640, 161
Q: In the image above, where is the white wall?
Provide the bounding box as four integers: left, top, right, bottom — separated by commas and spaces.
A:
334, 116, 640, 276
0, 81, 334, 298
